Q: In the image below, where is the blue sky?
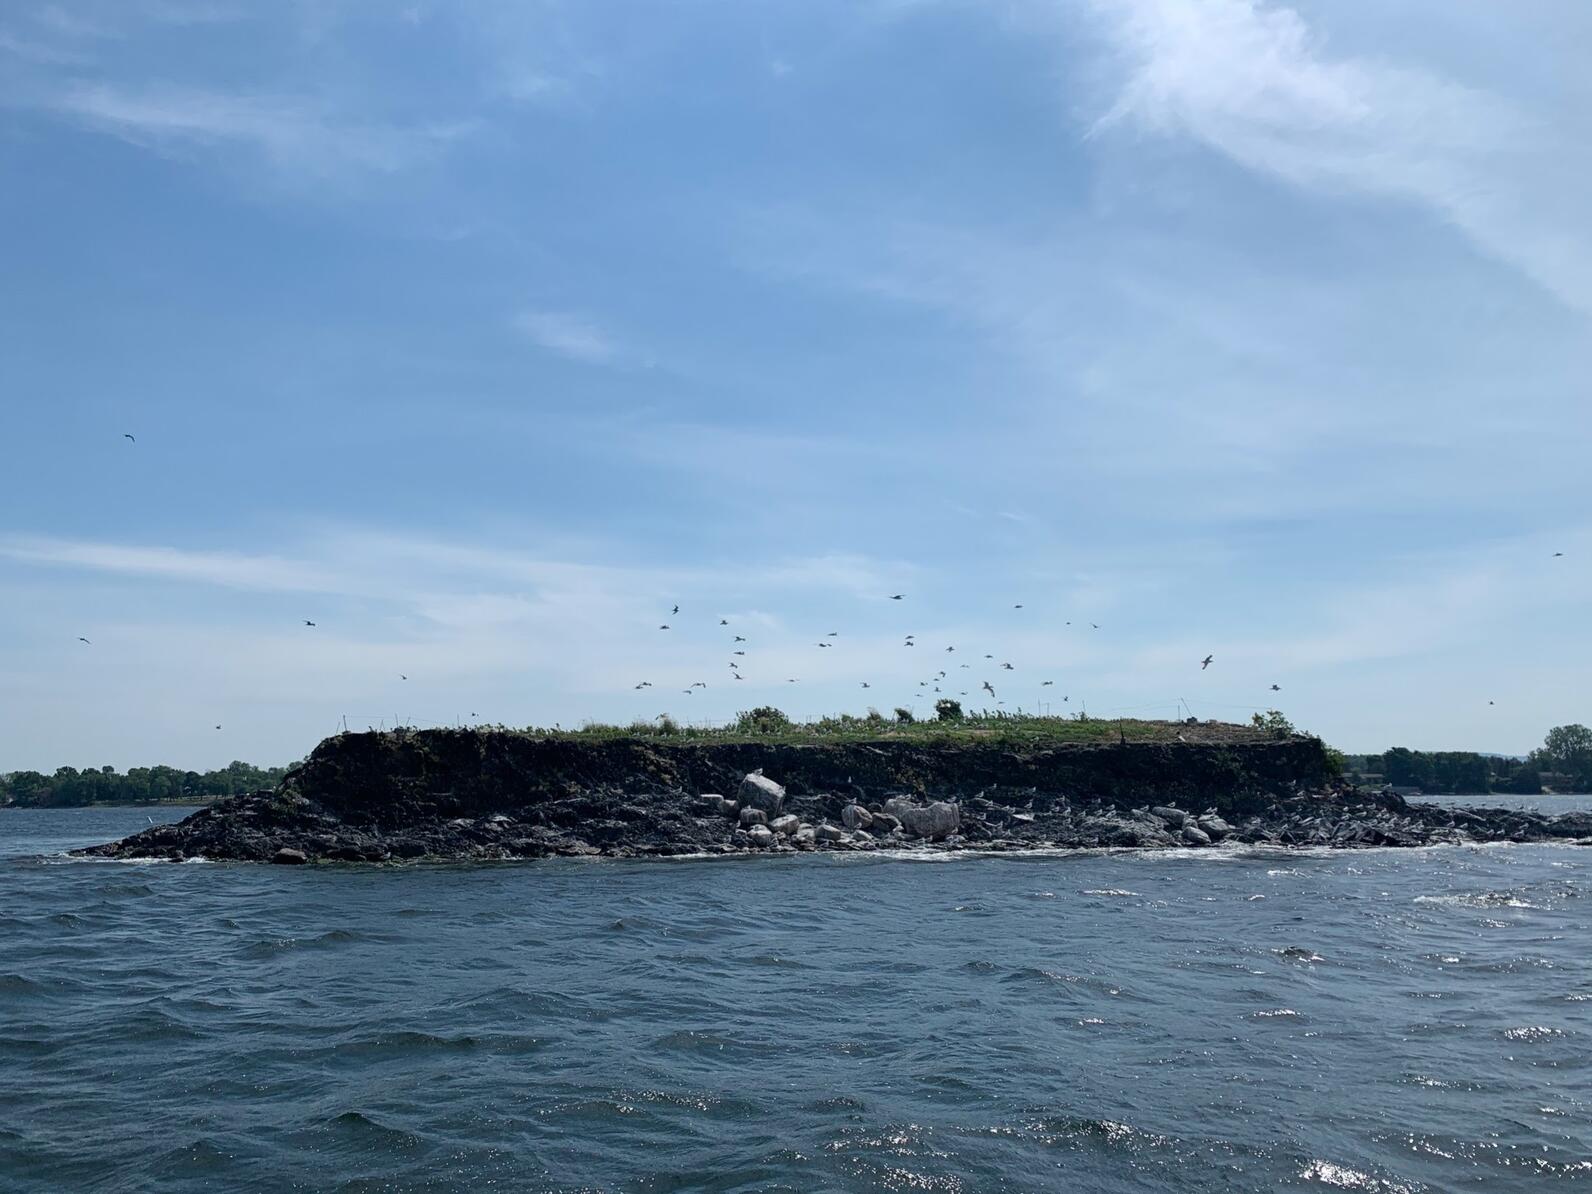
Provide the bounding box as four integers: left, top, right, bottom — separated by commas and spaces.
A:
2, 0, 1588, 769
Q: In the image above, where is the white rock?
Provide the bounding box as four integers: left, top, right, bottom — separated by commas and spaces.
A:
738, 771, 786, 816
770, 814, 800, 836
841, 804, 873, 831
748, 824, 775, 847
817, 823, 846, 843
1151, 806, 1188, 828
1181, 824, 1212, 846
738, 806, 768, 828
1196, 814, 1232, 840
892, 800, 961, 840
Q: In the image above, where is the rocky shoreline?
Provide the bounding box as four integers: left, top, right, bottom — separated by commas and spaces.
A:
77, 727, 1592, 863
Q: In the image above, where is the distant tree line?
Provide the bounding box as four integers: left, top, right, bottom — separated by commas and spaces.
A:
1343, 724, 1591, 795
0, 760, 294, 808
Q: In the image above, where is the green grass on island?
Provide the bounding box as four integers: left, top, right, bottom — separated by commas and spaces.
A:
491, 706, 1303, 748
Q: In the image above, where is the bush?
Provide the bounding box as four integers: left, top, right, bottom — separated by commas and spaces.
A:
1251, 709, 1295, 738
865, 709, 885, 725
654, 715, 681, 736
935, 698, 963, 722
894, 707, 915, 724
735, 706, 791, 735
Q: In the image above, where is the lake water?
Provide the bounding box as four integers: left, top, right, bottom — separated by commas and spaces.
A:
3, 804, 1589, 1192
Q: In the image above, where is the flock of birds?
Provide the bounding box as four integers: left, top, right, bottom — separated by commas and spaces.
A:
632, 596, 1266, 712
77, 434, 1570, 727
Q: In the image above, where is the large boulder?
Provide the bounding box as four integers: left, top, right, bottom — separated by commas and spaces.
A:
748, 824, 775, 848
817, 823, 846, 843
841, 804, 873, 831
887, 799, 961, 840
1181, 823, 1212, 846
1196, 814, 1232, 840
738, 771, 786, 816
271, 847, 307, 865
739, 806, 768, 828
1151, 806, 1188, 828
770, 814, 800, 836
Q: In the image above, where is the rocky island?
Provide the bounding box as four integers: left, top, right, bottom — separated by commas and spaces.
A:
78, 714, 1592, 863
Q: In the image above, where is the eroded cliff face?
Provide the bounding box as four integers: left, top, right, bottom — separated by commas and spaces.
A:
278, 728, 1338, 825
77, 728, 1591, 863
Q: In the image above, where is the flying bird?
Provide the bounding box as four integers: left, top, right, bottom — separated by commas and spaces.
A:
1200, 655, 1213, 670
734, 635, 747, 642
215, 725, 221, 730
303, 620, 316, 627
720, 618, 729, 626
123, 433, 135, 443
672, 604, 679, 615
1270, 684, 1281, 692
1042, 680, 1054, 686
1001, 662, 1014, 671
1091, 623, 1100, 629
982, 681, 996, 696
945, 646, 955, 653
889, 594, 904, 600
77, 637, 91, 644
861, 682, 871, 689
691, 681, 707, 688
400, 675, 408, 681
1553, 552, 1564, 557
659, 624, 670, 630
735, 674, 744, 680
826, 632, 838, 637
733, 650, 746, 656
1013, 604, 1023, 609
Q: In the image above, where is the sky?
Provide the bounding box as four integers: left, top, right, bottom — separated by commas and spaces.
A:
1, 0, 1588, 770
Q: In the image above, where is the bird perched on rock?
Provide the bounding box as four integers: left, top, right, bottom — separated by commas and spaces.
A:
1201, 655, 1213, 669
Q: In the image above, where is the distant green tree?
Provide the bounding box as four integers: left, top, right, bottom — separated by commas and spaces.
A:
893, 707, 915, 724
934, 698, 963, 722
1533, 724, 1592, 790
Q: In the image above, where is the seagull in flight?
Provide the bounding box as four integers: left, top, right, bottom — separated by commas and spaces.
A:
659, 624, 671, 630
1200, 655, 1213, 670
123, 433, 136, 443
691, 681, 707, 688
1553, 552, 1564, 557
826, 631, 838, 637
672, 604, 679, 615
889, 594, 904, 600
720, 618, 729, 626
1013, 604, 1023, 609
733, 650, 746, 656
215, 725, 222, 730
861, 682, 871, 688
982, 681, 996, 696
734, 635, 746, 642
1001, 662, 1014, 671
303, 620, 316, 627
1269, 683, 1281, 692
400, 674, 408, 681
77, 636, 91, 644
1041, 680, 1054, 686
945, 646, 955, 653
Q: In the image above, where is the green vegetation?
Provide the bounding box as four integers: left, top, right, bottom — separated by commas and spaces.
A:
1250, 709, 1296, 738
1, 761, 294, 808
1341, 725, 1592, 795
554, 709, 1276, 748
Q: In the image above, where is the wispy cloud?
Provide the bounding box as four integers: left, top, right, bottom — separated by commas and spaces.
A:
1090, 0, 1592, 315
45, 82, 470, 178
512, 309, 623, 363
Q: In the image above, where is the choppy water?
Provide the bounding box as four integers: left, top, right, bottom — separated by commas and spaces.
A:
3, 805, 1590, 1192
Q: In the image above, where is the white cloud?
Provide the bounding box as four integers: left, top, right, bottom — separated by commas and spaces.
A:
46, 82, 469, 178
1090, 0, 1592, 315
512, 309, 622, 363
